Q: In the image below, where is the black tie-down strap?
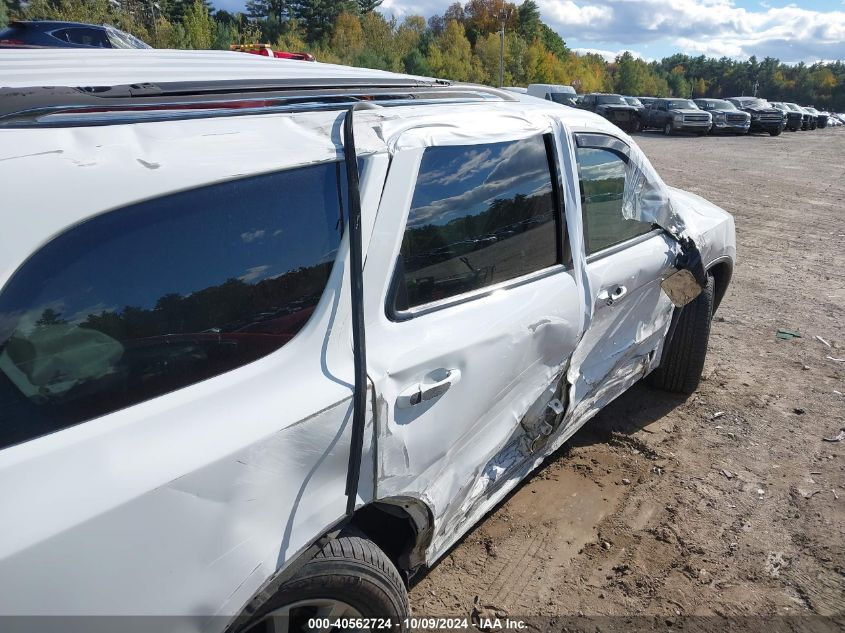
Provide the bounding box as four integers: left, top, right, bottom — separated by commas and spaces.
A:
342, 105, 368, 517
675, 236, 708, 288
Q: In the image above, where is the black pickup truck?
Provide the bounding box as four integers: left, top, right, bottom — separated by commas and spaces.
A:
641, 98, 712, 135
804, 107, 828, 128
784, 103, 813, 130
577, 93, 641, 132
726, 97, 785, 135
768, 101, 803, 131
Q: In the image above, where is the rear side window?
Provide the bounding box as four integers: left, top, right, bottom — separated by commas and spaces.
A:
52, 27, 111, 47
393, 135, 560, 312
0, 162, 345, 450
576, 147, 654, 255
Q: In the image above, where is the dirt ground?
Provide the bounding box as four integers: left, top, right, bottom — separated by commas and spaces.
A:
408, 127, 845, 628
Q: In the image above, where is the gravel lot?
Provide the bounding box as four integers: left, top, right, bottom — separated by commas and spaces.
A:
409, 127, 845, 627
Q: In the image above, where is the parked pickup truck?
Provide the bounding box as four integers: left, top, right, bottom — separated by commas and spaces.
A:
623, 96, 647, 130
0, 48, 735, 633
577, 93, 641, 132
726, 97, 785, 135
804, 107, 828, 129
641, 98, 712, 135
768, 101, 803, 132
693, 98, 750, 134
781, 102, 813, 130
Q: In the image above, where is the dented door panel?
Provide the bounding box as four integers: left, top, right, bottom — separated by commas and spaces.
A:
364, 137, 582, 561
568, 233, 677, 421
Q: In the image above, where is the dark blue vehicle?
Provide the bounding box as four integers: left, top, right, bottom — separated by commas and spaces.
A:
0, 21, 149, 49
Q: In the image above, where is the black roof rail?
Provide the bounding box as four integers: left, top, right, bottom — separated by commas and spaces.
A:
0, 79, 516, 128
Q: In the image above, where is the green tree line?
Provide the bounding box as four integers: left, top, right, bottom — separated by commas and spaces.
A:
3, 0, 843, 110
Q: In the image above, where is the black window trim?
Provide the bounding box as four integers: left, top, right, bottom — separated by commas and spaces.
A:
574, 132, 661, 262
585, 227, 665, 264
386, 132, 570, 322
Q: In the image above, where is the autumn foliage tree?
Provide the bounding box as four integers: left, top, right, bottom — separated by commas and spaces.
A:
6, 0, 845, 110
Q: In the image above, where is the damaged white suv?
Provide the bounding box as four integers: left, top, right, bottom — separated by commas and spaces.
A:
0, 50, 735, 632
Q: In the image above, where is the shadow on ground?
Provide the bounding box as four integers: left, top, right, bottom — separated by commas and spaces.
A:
569, 382, 689, 448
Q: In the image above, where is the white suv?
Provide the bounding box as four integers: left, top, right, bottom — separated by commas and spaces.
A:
0, 49, 735, 632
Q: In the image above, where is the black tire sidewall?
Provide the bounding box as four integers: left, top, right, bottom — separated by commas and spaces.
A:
647, 275, 715, 394
247, 537, 409, 632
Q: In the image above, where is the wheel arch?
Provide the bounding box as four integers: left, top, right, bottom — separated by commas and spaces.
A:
344, 497, 434, 579
706, 256, 733, 313
226, 497, 433, 632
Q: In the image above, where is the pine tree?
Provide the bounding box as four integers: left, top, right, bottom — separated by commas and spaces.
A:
290, 0, 355, 43
246, 0, 288, 23
3, 0, 22, 20
539, 23, 567, 59
517, 0, 540, 42
614, 51, 647, 96
182, 0, 213, 49
358, 0, 382, 14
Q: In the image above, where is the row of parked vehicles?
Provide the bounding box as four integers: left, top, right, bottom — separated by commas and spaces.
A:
517, 84, 843, 137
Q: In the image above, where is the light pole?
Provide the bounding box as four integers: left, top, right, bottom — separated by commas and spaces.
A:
498, 7, 511, 88
149, 1, 160, 39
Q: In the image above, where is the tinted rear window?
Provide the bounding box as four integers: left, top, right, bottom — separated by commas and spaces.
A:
0, 162, 345, 450
597, 96, 627, 105
549, 93, 571, 104
52, 27, 111, 47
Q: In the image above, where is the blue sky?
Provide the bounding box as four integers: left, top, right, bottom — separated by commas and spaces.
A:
213, 0, 845, 63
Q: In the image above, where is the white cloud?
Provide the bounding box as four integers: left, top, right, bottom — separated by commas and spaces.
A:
240, 229, 266, 243
572, 47, 649, 62
379, 0, 443, 19
238, 265, 271, 283
534, 0, 845, 63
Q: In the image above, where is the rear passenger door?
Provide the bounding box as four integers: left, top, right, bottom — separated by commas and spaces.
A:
568, 133, 677, 418
364, 133, 582, 553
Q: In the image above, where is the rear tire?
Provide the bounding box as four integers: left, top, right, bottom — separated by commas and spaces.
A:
247, 536, 410, 633
647, 275, 715, 394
